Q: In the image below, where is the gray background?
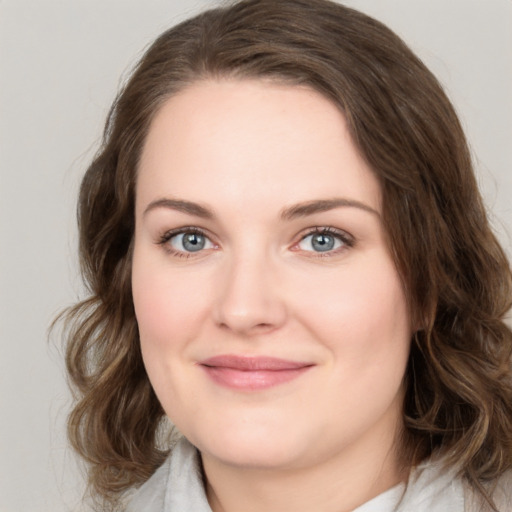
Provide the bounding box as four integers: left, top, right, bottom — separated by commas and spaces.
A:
1, 1, 511, 510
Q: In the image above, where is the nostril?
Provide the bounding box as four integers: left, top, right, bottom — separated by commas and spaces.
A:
217, 320, 274, 333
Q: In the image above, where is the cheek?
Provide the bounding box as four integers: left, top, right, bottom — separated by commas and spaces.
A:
131, 253, 209, 416
294, 254, 410, 364
131, 253, 208, 357
132, 273, 175, 349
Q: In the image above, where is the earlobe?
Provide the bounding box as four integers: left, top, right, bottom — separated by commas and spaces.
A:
409, 303, 430, 335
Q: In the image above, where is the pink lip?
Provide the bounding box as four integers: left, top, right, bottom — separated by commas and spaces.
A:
198, 355, 314, 391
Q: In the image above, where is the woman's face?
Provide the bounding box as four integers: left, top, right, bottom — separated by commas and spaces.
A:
132, 79, 412, 471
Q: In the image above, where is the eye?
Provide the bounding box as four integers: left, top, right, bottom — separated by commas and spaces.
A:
159, 228, 215, 255
296, 228, 352, 254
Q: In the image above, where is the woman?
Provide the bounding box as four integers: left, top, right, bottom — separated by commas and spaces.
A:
63, 0, 512, 510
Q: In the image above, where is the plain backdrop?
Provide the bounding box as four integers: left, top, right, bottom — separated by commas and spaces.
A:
1, 1, 511, 511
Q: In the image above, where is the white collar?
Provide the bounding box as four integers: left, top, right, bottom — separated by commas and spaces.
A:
126, 437, 469, 512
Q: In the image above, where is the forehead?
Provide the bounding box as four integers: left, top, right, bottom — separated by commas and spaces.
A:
137, 78, 381, 215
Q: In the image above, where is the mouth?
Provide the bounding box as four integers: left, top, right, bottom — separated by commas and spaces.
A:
198, 355, 314, 391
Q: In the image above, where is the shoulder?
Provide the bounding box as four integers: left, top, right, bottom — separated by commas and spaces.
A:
494, 469, 512, 500
124, 436, 211, 512
492, 470, 512, 511
398, 459, 512, 512
124, 455, 172, 512
456, 469, 512, 512
397, 459, 465, 511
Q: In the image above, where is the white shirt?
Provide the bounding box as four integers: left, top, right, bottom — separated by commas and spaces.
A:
125, 437, 511, 512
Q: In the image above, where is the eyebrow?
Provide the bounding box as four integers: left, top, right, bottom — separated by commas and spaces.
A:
143, 197, 379, 220
280, 198, 379, 220
143, 198, 214, 219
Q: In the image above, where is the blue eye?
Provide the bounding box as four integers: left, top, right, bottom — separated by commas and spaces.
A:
298, 230, 348, 253
167, 230, 214, 253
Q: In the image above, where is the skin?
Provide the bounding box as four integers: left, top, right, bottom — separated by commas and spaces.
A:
132, 78, 413, 512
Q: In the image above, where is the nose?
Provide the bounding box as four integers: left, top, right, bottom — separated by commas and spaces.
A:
212, 252, 287, 336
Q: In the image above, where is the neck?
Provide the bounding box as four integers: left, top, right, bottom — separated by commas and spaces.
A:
202, 421, 408, 512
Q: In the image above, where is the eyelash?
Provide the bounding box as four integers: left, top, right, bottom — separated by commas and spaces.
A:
157, 226, 354, 258
294, 227, 354, 257
157, 226, 214, 259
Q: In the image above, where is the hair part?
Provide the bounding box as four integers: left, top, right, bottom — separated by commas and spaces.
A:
62, 0, 512, 509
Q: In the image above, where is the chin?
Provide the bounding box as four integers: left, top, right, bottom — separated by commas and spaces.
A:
206, 442, 304, 470
189, 421, 313, 470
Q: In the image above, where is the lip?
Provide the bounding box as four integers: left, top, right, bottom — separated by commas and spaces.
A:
198, 355, 314, 391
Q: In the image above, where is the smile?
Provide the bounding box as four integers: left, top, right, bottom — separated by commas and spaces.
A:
198, 355, 314, 391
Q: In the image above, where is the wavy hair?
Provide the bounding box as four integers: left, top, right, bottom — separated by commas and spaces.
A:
61, 0, 512, 509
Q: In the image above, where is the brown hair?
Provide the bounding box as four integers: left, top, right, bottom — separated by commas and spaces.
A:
62, 0, 512, 509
